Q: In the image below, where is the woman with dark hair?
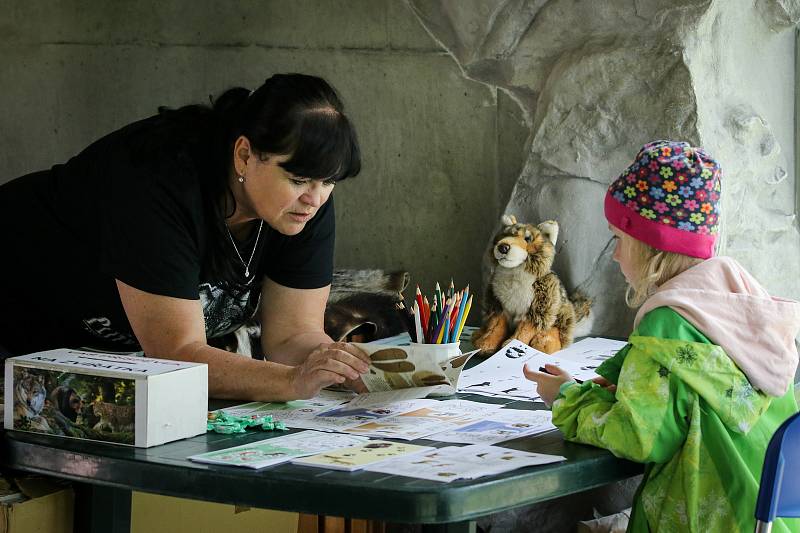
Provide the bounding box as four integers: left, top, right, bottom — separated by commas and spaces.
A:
0, 73, 370, 401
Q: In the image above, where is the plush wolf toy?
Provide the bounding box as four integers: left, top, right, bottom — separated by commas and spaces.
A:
472, 215, 591, 355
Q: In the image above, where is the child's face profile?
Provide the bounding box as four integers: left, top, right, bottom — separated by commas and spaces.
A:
609, 225, 638, 284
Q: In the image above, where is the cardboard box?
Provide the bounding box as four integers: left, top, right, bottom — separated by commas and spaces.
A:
131, 492, 297, 533
0, 477, 74, 533
5, 349, 207, 447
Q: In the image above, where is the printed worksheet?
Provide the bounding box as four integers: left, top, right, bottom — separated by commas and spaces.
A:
218, 390, 354, 428
363, 444, 566, 482
344, 400, 503, 440
291, 441, 434, 471
188, 431, 369, 469
291, 399, 439, 432
458, 339, 626, 400
426, 408, 556, 445
552, 337, 628, 368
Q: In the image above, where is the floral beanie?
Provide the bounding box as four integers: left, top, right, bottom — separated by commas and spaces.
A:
604, 140, 722, 259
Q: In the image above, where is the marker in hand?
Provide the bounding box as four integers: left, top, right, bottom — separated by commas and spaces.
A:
538, 366, 584, 384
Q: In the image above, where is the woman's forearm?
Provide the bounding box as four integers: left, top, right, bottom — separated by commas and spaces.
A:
151, 341, 301, 402
263, 331, 334, 366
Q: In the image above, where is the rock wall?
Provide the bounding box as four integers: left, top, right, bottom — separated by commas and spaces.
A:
408, 0, 799, 336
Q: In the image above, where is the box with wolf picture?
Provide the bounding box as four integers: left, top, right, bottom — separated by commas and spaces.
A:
5, 349, 207, 447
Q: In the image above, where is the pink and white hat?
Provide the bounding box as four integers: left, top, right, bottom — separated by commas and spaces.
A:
604, 140, 722, 259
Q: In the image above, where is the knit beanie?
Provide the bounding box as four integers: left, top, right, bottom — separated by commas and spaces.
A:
604, 140, 722, 259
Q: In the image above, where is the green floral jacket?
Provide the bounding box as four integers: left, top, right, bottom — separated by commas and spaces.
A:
552, 307, 799, 532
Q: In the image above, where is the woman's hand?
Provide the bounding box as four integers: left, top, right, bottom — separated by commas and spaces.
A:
290, 342, 371, 399
522, 363, 574, 407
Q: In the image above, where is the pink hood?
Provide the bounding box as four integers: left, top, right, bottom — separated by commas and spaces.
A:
634, 256, 800, 397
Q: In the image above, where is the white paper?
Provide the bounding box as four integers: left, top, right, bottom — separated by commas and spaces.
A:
187, 430, 369, 469
364, 444, 566, 482
344, 400, 503, 440
426, 409, 556, 445
218, 391, 354, 428
458, 338, 626, 400
291, 399, 438, 432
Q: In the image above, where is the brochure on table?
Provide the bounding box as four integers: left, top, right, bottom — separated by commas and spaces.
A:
291, 440, 433, 471
428, 408, 556, 445
343, 399, 504, 441
188, 430, 369, 469
363, 444, 566, 482
352, 341, 479, 396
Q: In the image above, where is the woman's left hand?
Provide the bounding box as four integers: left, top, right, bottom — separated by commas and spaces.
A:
522, 363, 573, 407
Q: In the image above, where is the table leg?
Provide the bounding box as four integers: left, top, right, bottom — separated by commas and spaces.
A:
421, 521, 477, 533
74, 483, 132, 533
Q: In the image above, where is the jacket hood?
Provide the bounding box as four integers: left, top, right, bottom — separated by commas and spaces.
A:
634, 256, 800, 397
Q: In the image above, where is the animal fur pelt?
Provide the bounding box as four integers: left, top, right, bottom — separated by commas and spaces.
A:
472, 215, 591, 355
324, 269, 410, 342
216, 269, 411, 355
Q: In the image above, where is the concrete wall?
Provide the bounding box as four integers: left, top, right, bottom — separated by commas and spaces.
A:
0, 1, 525, 322
1, 1, 797, 336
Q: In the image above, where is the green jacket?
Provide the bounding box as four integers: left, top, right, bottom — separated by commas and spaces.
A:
551, 307, 799, 532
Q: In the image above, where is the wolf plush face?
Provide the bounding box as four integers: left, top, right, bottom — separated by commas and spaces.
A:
473, 215, 590, 355
492, 215, 559, 273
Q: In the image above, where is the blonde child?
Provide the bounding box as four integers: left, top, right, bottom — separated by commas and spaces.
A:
525, 140, 800, 532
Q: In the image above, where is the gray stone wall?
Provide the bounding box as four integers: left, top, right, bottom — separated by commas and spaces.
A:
409, 0, 800, 335
1, 1, 797, 335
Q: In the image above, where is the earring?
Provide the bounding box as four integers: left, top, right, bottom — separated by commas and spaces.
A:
238, 175, 245, 183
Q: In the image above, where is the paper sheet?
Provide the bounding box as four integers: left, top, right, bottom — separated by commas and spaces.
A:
363, 444, 566, 482
425, 408, 556, 445
291, 399, 439, 432
458, 338, 627, 401
353, 342, 479, 396
343, 400, 503, 440
290, 441, 434, 471
187, 430, 368, 469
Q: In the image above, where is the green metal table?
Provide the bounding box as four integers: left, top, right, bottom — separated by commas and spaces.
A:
0, 395, 642, 533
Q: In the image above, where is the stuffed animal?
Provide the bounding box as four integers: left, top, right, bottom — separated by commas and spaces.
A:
472, 215, 591, 355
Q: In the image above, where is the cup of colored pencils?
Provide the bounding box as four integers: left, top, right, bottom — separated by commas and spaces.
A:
396, 279, 473, 345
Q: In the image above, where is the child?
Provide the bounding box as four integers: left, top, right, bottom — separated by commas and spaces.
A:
524, 140, 800, 532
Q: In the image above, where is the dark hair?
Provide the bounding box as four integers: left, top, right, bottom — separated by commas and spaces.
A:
163, 74, 361, 293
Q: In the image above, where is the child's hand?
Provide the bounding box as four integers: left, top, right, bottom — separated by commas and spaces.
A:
523, 363, 573, 407
591, 375, 617, 393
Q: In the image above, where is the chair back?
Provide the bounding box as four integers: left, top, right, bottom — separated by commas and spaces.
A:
755, 411, 800, 531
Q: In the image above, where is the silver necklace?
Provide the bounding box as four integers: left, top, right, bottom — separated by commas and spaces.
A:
226, 220, 263, 278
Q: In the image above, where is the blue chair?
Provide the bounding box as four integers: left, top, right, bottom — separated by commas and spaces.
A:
755, 411, 800, 532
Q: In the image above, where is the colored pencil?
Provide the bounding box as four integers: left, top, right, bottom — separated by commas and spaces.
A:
455, 295, 473, 342
450, 286, 470, 342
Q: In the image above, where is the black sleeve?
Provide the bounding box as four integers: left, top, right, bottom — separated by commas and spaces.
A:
103, 164, 204, 300
262, 196, 335, 289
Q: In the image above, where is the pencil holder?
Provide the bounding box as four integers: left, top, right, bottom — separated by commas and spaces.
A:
409, 342, 461, 365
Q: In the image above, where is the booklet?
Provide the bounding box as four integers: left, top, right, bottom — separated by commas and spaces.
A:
291, 440, 434, 471
187, 430, 368, 470
352, 341, 480, 396
426, 408, 556, 445
363, 444, 566, 482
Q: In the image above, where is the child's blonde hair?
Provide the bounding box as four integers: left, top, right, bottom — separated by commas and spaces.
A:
624, 234, 704, 308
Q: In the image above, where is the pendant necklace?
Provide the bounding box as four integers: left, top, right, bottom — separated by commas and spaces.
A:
226, 220, 263, 278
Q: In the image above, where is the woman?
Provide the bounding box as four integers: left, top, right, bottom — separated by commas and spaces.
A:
0, 73, 371, 401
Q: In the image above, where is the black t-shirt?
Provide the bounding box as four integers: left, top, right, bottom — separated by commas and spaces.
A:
0, 111, 335, 354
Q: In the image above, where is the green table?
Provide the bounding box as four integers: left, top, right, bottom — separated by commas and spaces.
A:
1, 395, 642, 533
